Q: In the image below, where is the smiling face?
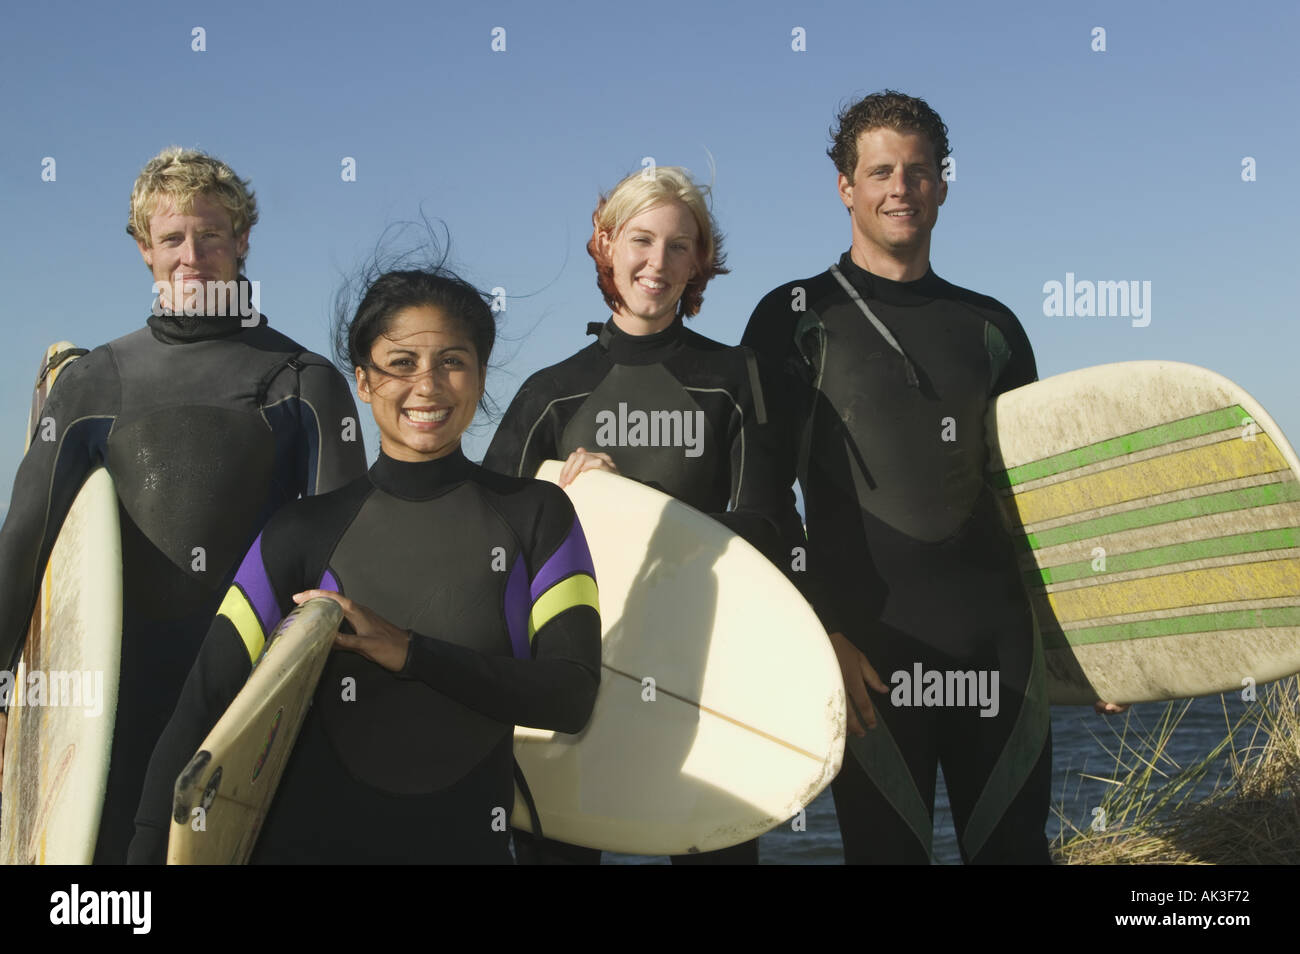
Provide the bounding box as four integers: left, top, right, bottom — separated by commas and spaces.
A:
137, 192, 249, 312
838, 127, 947, 281
355, 305, 485, 462
599, 200, 700, 334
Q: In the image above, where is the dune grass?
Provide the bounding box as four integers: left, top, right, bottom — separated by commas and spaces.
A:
1051, 676, 1300, 865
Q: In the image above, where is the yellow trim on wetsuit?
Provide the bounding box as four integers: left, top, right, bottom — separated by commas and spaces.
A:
218, 585, 267, 663
528, 574, 599, 642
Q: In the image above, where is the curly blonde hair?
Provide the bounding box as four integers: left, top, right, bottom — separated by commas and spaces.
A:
127, 147, 258, 268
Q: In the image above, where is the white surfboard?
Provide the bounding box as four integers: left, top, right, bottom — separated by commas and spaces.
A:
988, 361, 1300, 704
167, 598, 343, 864
511, 463, 845, 855
1, 344, 122, 865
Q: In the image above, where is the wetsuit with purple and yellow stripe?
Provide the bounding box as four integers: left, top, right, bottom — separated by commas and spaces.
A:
128, 447, 600, 864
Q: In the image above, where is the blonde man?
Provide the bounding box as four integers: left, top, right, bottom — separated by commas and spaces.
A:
0, 147, 367, 863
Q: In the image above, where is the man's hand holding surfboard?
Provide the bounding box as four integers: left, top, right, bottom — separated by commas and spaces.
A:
828, 632, 888, 736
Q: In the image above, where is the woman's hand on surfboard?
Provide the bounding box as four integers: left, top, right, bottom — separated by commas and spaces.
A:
292, 590, 412, 672
828, 632, 888, 736
558, 447, 619, 487
1094, 700, 1130, 715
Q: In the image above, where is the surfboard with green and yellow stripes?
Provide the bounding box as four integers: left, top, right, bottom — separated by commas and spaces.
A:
988, 361, 1300, 705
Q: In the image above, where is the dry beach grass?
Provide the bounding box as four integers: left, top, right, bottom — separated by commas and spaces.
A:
1052, 675, 1300, 865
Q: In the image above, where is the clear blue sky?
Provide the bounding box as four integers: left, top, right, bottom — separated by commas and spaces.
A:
1, 0, 1296, 500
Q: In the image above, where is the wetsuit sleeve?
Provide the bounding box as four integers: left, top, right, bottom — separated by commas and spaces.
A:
295, 360, 369, 494
400, 488, 600, 734
709, 350, 807, 574
988, 304, 1038, 395
0, 349, 117, 677
742, 290, 842, 633
482, 373, 559, 477
128, 524, 301, 864
742, 285, 811, 399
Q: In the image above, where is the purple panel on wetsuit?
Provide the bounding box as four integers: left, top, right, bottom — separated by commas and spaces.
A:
529, 517, 596, 601
233, 532, 280, 636
504, 554, 531, 659
319, 568, 341, 593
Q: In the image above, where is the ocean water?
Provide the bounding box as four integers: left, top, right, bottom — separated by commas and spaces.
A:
603, 689, 1267, 865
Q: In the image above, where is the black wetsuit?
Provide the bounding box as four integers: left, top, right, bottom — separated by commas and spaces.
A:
0, 306, 367, 863
129, 448, 601, 864
743, 252, 1051, 864
485, 317, 802, 865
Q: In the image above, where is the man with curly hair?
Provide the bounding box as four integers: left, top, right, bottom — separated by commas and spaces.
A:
743, 91, 1050, 864
0, 147, 367, 863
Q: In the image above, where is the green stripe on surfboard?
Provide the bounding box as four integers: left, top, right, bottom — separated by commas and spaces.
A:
992, 406, 1248, 489
1026, 527, 1300, 586
1014, 480, 1300, 552
1039, 605, 1300, 650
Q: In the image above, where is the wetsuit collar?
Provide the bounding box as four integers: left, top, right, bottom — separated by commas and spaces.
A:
370, 446, 477, 500
146, 275, 269, 343
836, 251, 943, 306
588, 316, 686, 366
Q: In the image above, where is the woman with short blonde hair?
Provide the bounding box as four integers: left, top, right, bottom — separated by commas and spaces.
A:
485, 164, 802, 866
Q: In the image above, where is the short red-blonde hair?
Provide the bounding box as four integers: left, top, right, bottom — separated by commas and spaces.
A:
586, 166, 728, 319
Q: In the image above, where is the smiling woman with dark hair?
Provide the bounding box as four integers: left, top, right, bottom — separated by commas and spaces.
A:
129, 258, 601, 865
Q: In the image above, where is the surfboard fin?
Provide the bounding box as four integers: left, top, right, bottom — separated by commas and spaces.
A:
173, 749, 213, 824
